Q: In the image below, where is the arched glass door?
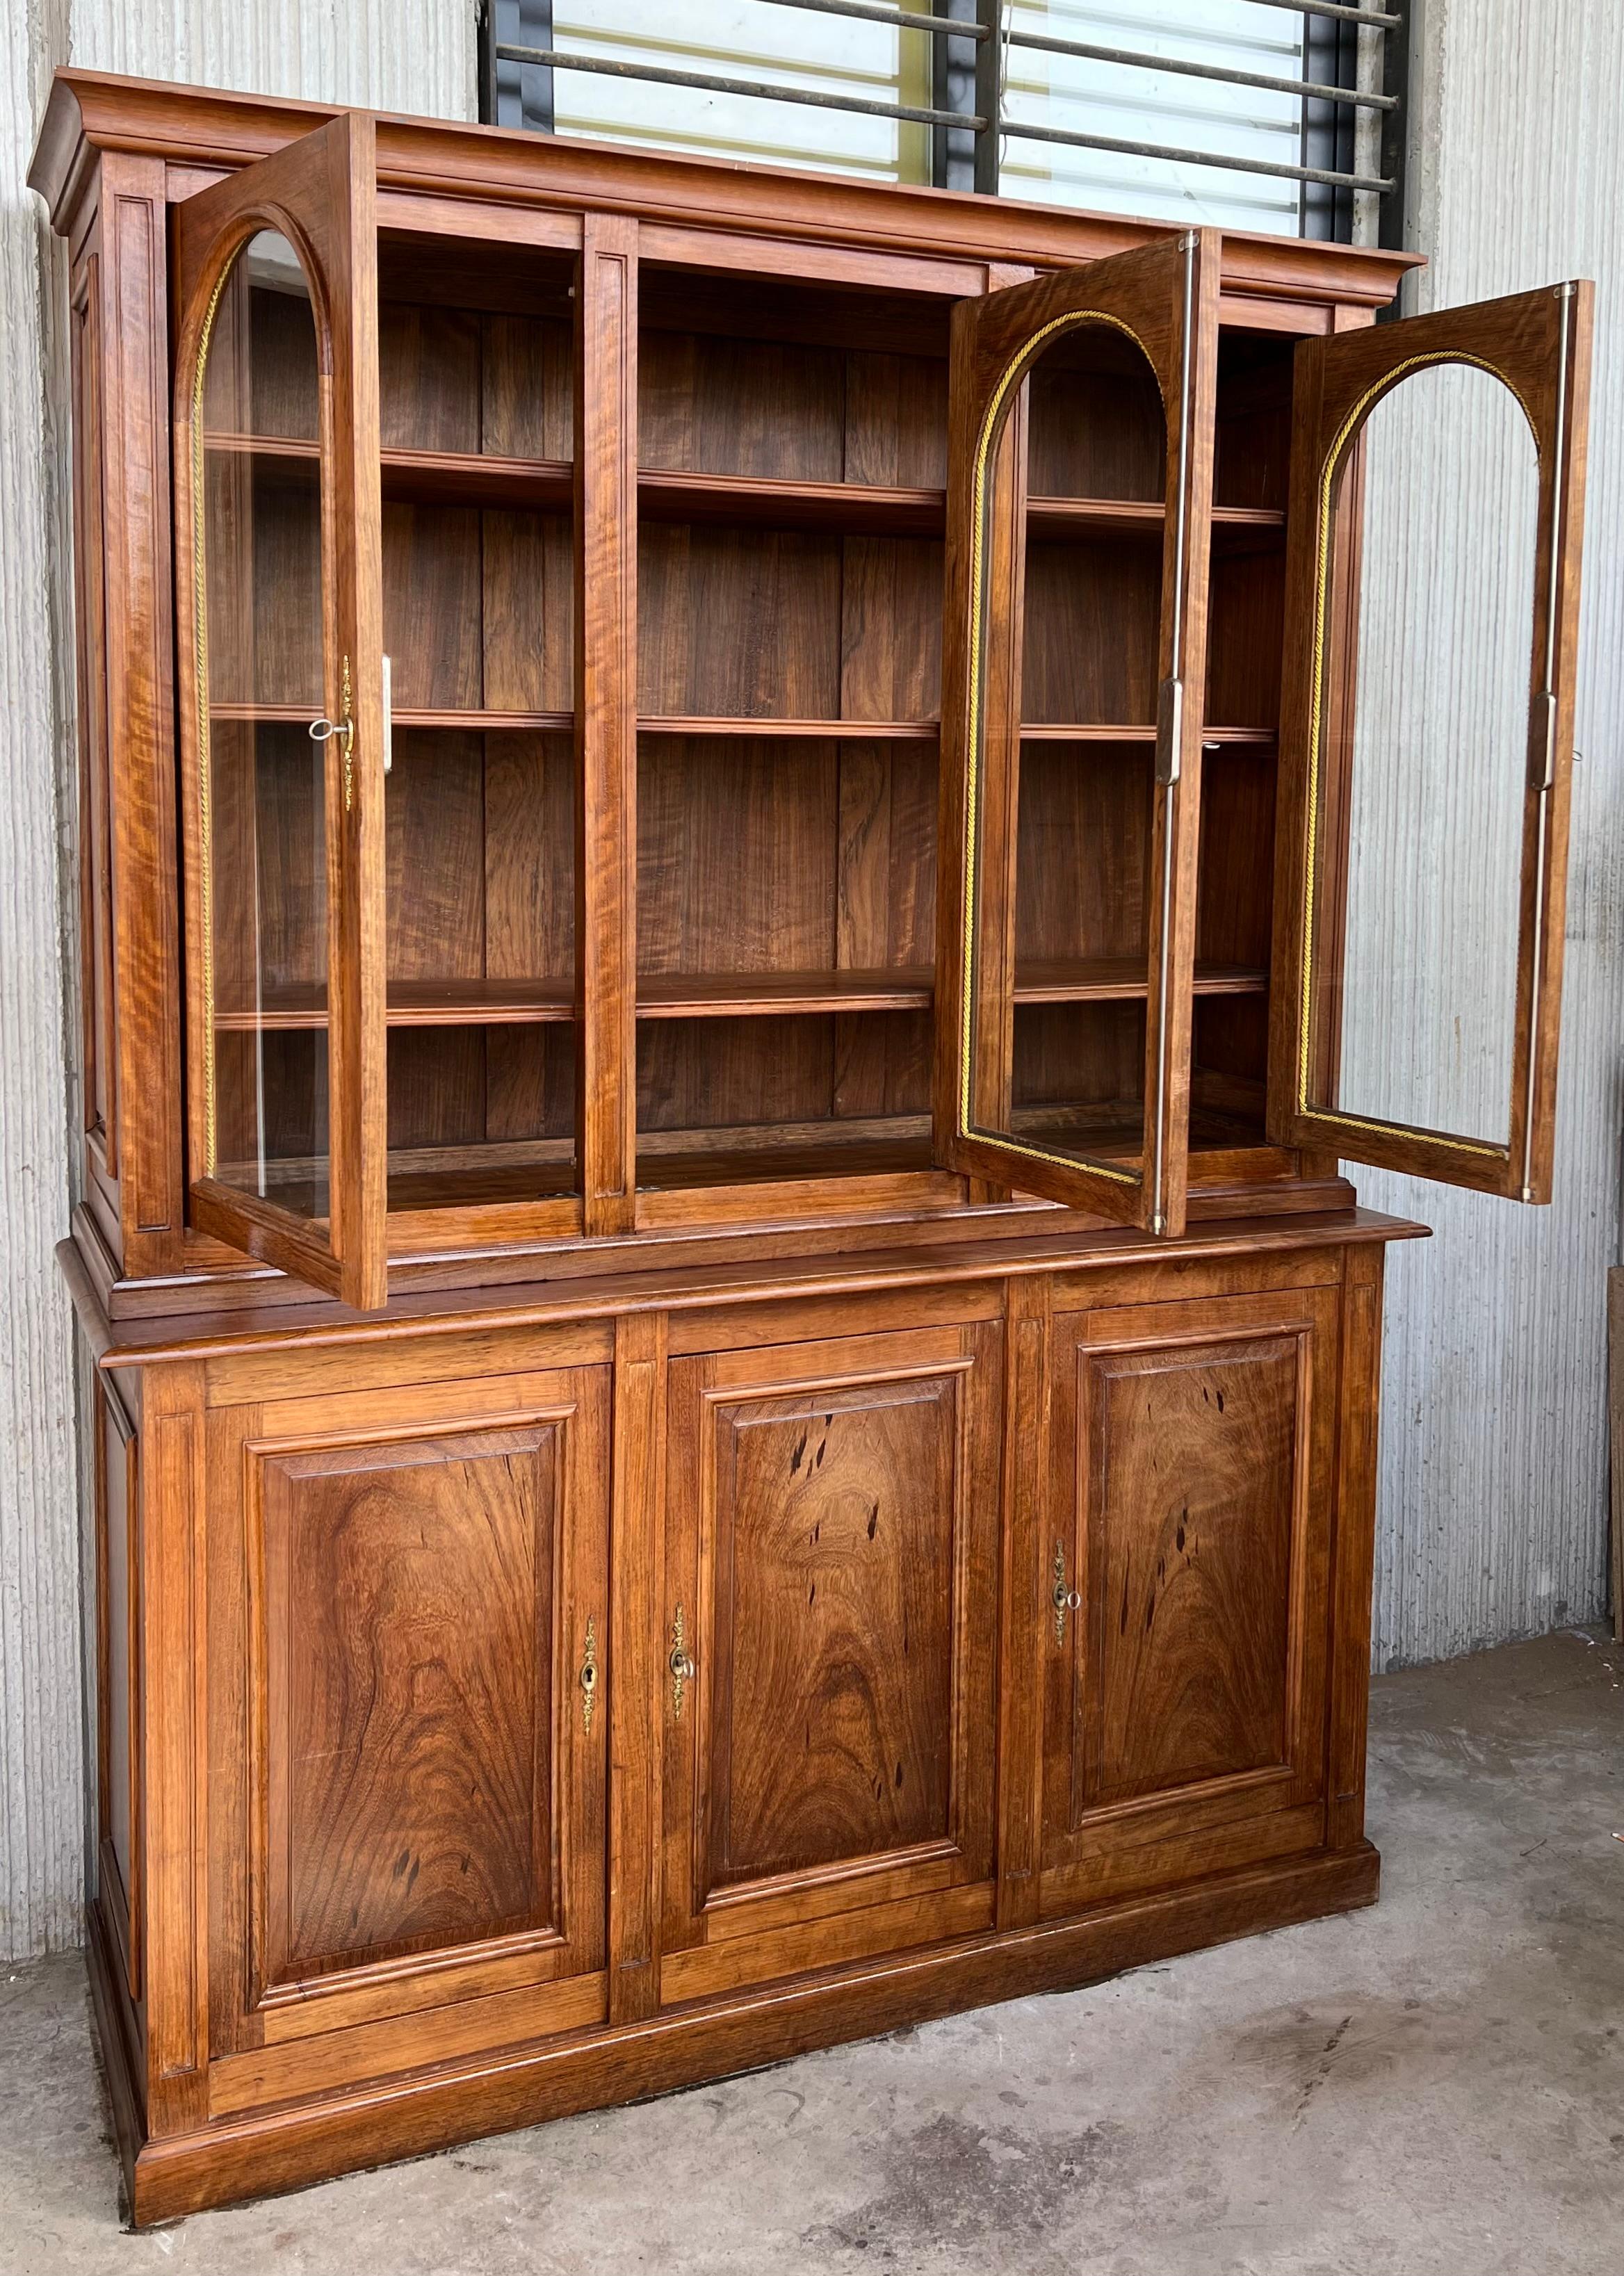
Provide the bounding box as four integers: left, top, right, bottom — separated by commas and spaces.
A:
1269, 283, 1591, 1201
174, 115, 387, 1307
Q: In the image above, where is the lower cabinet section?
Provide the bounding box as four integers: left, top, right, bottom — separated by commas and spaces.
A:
85, 1241, 1390, 2221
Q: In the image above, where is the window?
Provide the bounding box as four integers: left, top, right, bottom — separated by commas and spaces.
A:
480, 1, 1406, 245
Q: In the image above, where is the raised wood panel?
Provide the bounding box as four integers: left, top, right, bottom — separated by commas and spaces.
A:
707, 1374, 959, 1889
1075, 1333, 1298, 1810
661, 1317, 1001, 1997
204, 1362, 609, 2075
258, 1422, 564, 1982
1039, 1285, 1340, 1911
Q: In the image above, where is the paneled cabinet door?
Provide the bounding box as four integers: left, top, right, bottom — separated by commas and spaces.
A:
658, 1319, 1002, 2004
1269, 282, 1592, 1201
204, 1363, 609, 2116
934, 234, 1221, 1237
1037, 1286, 1339, 1914
172, 115, 387, 1308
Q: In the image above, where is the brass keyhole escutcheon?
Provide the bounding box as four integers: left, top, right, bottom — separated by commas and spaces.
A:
669, 1604, 696, 1721
1052, 1540, 1082, 1645
579, 1615, 599, 1734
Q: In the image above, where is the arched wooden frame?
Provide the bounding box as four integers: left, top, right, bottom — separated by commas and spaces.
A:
1269, 283, 1592, 1203
934, 233, 1221, 1238
170, 113, 387, 1309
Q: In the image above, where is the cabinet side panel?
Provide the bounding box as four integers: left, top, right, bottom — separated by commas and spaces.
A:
101, 162, 181, 1265
95, 1372, 142, 2001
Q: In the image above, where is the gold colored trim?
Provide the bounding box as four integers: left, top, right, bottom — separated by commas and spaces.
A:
579, 1615, 599, 1735
339, 654, 355, 812
191, 259, 234, 1178
1297, 351, 1537, 1160
1051, 1537, 1082, 1645
959, 309, 1155, 1189
669, 1604, 695, 1721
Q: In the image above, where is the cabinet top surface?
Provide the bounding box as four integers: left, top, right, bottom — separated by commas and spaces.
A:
64, 1209, 1427, 1373
31, 65, 1420, 309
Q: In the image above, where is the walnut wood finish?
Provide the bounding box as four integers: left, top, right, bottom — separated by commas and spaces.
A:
65, 1222, 1408, 2221
30, 67, 1582, 2231
660, 1317, 1000, 2000
936, 234, 1221, 1238
172, 114, 388, 1309
1038, 1284, 1339, 1914
204, 1363, 610, 2105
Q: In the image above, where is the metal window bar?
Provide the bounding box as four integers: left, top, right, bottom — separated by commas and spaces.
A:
480, 1, 1404, 241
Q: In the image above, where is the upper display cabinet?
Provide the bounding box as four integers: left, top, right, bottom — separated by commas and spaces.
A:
29, 80, 1591, 1310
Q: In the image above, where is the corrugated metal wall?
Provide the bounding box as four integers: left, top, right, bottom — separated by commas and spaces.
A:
0, 3, 475, 1962
1, 0, 1619, 1958
1, 0, 77, 1964
1358, 0, 1624, 1665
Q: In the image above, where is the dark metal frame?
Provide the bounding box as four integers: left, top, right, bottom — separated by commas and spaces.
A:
478, 1, 1406, 247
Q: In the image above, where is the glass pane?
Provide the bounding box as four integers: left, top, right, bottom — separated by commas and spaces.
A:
196, 229, 331, 1218
969, 321, 1166, 1187
375, 231, 581, 1212
1307, 364, 1538, 1147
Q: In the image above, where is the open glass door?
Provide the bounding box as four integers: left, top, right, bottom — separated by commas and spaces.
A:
174, 115, 387, 1307
935, 234, 1219, 1236
1269, 283, 1591, 1201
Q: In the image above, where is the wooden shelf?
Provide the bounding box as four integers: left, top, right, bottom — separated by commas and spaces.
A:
209, 706, 572, 731
202, 440, 1286, 546
639, 467, 943, 536
1016, 959, 1266, 1004
1028, 496, 1285, 539
219, 959, 1267, 1034
638, 716, 939, 740
1018, 724, 1277, 745
636, 961, 1266, 1021
211, 708, 1271, 747
638, 969, 930, 1018
205, 434, 575, 513
216, 980, 573, 1031
637, 1130, 937, 1192
383, 450, 571, 512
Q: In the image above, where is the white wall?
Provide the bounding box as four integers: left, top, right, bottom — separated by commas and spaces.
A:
0, 3, 476, 1963
1, 0, 1620, 1959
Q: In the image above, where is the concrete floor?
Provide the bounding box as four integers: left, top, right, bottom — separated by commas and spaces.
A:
3, 1627, 1622, 2276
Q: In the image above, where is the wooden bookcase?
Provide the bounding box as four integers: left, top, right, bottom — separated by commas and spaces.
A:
33, 72, 1590, 2223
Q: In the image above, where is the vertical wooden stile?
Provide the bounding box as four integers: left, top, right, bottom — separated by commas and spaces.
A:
576, 213, 640, 1233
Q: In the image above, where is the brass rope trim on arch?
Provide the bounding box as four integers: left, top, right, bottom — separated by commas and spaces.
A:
190, 257, 234, 1178
958, 308, 1161, 1189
